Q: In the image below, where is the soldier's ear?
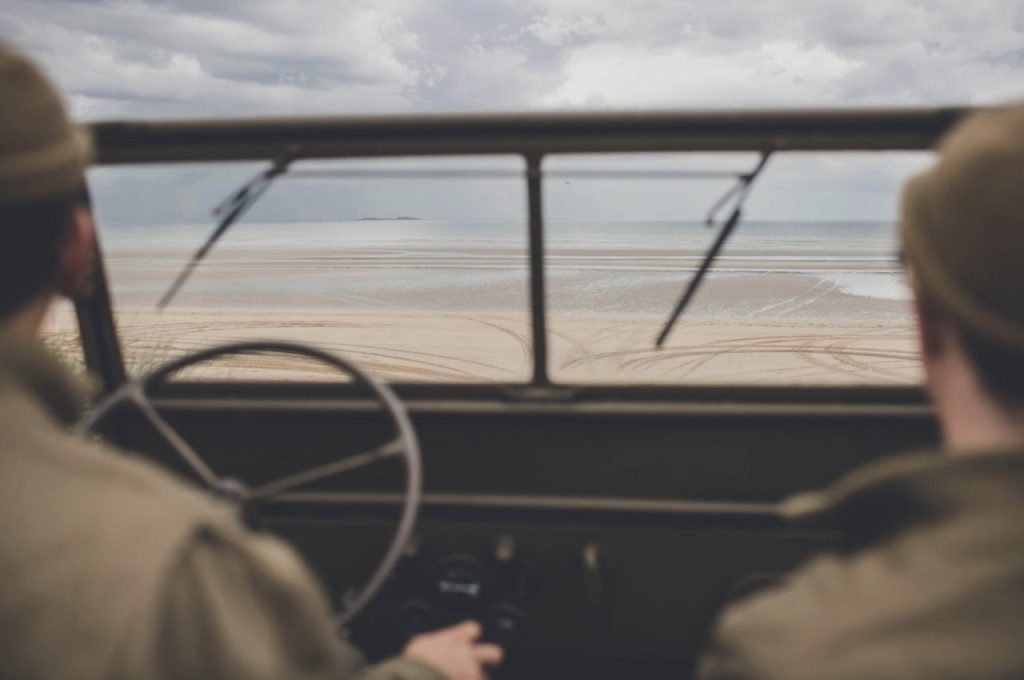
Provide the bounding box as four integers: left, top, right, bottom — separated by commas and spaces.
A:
55, 206, 96, 299
912, 281, 945, 360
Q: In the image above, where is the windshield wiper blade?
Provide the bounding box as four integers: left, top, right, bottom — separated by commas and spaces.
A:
655, 152, 772, 348
156, 153, 296, 310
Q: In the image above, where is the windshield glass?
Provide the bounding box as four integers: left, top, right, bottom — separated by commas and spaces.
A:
91, 157, 532, 382
545, 151, 930, 385
87, 150, 932, 385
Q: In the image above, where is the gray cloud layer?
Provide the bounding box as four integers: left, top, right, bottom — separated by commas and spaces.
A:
5, 0, 1023, 119
2, 1, 1022, 223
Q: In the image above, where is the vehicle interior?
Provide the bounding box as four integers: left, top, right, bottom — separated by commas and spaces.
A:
47, 108, 964, 678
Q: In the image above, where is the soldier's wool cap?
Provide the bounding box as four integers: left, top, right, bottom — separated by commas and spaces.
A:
901, 104, 1024, 350
0, 43, 91, 207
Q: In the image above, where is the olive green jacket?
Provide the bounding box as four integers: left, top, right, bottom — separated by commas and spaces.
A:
0, 333, 441, 680
699, 447, 1024, 680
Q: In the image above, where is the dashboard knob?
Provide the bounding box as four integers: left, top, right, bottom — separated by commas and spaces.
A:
435, 554, 485, 610
495, 534, 517, 563
582, 541, 606, 613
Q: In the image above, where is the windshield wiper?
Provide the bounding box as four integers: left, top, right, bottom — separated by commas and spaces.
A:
654, 152, 772, 348
157, 153, 296, 310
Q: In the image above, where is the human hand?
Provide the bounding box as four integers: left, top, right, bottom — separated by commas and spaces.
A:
403, 620, 504, 680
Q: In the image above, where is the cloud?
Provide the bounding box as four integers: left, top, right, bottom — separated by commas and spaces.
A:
1, 0, 429, 117
3, 0, 1022, 120
544, 40, 863, 108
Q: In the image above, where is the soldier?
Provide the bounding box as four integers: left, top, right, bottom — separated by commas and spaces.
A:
699, 105, 1024, 679
0, 45, 502, 680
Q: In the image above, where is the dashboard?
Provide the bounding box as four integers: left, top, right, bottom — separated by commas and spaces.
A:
108, 392, 938, 678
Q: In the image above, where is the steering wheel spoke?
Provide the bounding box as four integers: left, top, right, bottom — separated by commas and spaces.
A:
131, 391, 221, 488
250, 437, 404, 501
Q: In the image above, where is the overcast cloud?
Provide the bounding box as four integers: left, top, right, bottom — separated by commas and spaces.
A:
2, 1, 1023, 222
4, 0, 1022, 118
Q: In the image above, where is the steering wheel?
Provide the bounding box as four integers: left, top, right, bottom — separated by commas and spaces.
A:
75, 341, 422, 627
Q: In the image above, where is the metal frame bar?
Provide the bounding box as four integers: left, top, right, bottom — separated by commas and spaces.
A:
266, 491, 794, 529
525, 154, 549, 385
80, 108, 972, 392
90, 108, 968, 164
74, 237, 126, 394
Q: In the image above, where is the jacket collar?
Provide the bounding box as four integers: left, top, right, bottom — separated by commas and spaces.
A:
0, 330, 89, 426
783, 448, 1024, 548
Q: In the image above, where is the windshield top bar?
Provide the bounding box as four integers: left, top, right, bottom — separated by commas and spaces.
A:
89, 108, 968, 165
655, 152, 773, 348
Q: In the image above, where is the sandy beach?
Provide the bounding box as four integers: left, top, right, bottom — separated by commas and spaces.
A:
43, 305, 920, 385
41, 220, 920, 386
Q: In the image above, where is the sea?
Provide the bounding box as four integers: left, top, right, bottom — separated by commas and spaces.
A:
98, 219, 910, 323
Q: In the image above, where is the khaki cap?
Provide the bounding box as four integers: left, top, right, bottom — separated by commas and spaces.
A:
901, 104, 1024, 350
0, 43, 91, 207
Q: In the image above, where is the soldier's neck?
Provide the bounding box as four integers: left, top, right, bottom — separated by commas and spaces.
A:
931, 349, 1024, 456
2, 295, 52, 339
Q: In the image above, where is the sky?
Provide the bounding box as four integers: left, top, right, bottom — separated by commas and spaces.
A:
3, 0, 1024, 224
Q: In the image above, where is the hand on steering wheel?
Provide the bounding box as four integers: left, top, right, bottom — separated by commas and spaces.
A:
76, 341, 422, 627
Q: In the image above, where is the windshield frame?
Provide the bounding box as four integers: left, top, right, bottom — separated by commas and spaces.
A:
76, 107, 969, 396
